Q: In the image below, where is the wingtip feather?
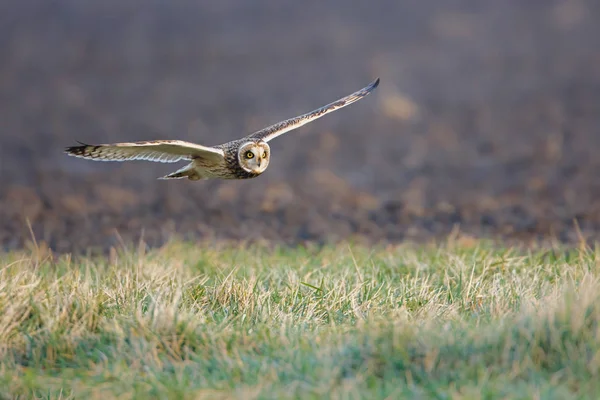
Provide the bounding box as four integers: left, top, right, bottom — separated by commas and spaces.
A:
371, 77, 380, 90
64, 145, 82, 155
65, 141, 89, 154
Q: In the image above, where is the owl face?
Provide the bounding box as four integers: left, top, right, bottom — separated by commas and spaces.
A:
237, 141, 270, 174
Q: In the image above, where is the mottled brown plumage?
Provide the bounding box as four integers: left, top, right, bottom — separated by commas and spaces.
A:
65, 78, 379, 181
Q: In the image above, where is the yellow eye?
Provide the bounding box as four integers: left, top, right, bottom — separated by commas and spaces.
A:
262, 152, 268, 159
245, 151, 254, 159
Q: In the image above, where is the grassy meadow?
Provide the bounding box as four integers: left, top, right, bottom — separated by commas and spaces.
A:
1, 238, 600, 399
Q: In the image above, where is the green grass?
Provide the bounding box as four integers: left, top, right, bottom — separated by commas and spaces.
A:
1, 238, 600, 399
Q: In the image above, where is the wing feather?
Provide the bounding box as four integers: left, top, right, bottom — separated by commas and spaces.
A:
247, 78, 379, 143
65, 140, 224, 163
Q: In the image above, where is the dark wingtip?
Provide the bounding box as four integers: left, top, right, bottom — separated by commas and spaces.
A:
64, 146, 80, 155
371, 77, 380, 89
65, 141, 89, 155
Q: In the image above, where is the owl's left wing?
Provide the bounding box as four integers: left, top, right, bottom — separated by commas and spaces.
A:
65, 140, 224, 163
246, 78, 379, 143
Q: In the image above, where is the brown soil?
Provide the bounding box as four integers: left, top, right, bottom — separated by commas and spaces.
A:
2, 1, 600, 253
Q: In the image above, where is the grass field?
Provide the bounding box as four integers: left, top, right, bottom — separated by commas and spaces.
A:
1, 238, 599, 399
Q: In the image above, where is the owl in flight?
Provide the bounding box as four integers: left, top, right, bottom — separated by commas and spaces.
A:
65, 78, 379, 181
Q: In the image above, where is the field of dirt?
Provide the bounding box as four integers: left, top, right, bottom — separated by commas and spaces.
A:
1, 0, 600, 253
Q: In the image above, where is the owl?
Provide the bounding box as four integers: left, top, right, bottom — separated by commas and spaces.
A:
65, 78, 379, 181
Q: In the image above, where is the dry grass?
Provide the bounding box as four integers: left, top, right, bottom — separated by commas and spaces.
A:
0, 239, 599, 398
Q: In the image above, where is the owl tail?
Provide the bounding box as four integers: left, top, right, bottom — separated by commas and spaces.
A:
158, 164, 202, 181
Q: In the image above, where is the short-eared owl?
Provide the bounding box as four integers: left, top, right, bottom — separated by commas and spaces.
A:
65, 78, 379, 181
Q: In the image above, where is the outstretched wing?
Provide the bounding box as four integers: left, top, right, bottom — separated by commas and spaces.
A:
65, 140, 224, 163
247, 78, 379, 143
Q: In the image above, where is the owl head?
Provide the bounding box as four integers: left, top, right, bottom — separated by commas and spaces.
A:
237, 141, 270, 174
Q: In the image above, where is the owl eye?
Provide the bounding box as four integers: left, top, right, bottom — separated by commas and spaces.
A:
262, 152, 268, 159
245, 151, 254, 159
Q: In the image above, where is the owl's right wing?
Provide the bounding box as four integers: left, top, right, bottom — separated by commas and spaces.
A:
246, 78, 379, 143
65, 140, 224, 163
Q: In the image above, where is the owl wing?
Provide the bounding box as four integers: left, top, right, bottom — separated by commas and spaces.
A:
246, 78, 379, 143
65, 140, 224, 163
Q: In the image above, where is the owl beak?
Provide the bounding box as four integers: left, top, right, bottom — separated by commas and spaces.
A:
257, 158, 262, 168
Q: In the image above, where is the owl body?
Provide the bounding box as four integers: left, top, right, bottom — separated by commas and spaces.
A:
65, 78, 378, 181
181, 139, 269, 180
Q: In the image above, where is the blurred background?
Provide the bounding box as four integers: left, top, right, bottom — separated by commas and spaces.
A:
1, 0, 600, 252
